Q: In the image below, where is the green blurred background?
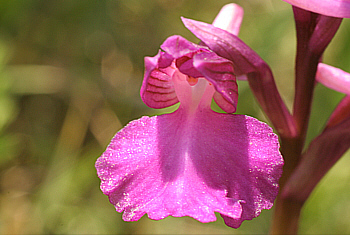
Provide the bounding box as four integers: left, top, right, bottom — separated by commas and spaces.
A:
0, 0, 349, 234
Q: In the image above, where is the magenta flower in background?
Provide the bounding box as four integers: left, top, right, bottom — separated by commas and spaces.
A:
95, 4, 283, 229
316, 64, 350, 128
282, 0, 350, 18
316, 63, 350, 95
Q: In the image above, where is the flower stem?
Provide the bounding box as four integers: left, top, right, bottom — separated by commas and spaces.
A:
270, 196, 303, 235
270, 137, 303, 234
270, 8, 342, 234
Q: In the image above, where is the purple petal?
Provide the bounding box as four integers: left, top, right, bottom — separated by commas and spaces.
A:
182, 17, 256, 76
212, 3, 244, 35
140, 51, 179, 109
326, 95, 350, 129
308, 14, 342, 55
160, 35, 207, 59
176, 57, 203, 78
193, 51, 238, 113
283, 0, 350, 18
95, 108, 283, 227
282, 117, 350, 202
160, 35, 210, 78
316, 63, 350, 94
182, 17, 297, 138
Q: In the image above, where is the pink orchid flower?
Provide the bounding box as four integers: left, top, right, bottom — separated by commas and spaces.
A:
95, 4, 283, 229
282, 0, 350, 18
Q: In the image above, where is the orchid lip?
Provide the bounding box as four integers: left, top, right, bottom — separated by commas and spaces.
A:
96, 109, 283, 227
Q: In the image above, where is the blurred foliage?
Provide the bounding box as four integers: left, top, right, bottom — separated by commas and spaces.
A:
0, 0, 349, 234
